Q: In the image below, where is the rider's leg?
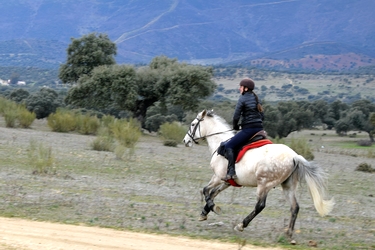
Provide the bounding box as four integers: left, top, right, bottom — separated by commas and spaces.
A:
222, 127, 263, 181
222, 148, 237, 181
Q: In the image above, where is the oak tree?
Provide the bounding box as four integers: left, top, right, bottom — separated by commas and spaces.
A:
59, 33, 117, 84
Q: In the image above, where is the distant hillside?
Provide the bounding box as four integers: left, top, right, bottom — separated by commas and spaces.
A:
0, 40, 66, 69
229, 42, 375, 71
0, 0, 375, 70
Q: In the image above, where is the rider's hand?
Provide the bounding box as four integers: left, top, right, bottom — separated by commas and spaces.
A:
233, 124, 239, 131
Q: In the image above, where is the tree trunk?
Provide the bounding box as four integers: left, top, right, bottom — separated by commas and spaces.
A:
369, 132, 374, 142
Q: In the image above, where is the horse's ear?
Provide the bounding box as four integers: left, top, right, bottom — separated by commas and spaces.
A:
201, 109, 207, 118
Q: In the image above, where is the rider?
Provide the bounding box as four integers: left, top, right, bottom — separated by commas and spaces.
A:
222, 78, 264, 181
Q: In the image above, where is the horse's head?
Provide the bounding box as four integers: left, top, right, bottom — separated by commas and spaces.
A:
183, 109, 212, 147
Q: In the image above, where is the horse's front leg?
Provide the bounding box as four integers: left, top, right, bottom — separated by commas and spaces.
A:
200, 175, 230, 221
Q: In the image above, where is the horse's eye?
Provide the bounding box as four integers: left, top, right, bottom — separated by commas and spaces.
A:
191, 123, 195, 127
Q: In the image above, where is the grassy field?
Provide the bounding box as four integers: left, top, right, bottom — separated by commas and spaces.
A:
0, 117, 374, 249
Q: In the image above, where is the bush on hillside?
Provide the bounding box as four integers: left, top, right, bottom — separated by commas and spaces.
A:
355, 162, 375, 173
109, 118, 141, 160
75, 113, 100, 135
17, 105, 36, 128
25, 87, 63, 119
28, 140, 55, 175
47, 108, 76, 132
91, 136, 114, 152
90, 126, 114, 152
110, 118, 141, 148
289, 138, 314, 160
9, 88, 30, 103
158, 122, 186, 146
3, 108, 18, 128
0, 97, 36, 128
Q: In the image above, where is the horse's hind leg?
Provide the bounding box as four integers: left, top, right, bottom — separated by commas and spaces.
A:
234, 195, 267, 231
281, 177, 299, 238
200, 176, 230, 221
234, 188, 269, 232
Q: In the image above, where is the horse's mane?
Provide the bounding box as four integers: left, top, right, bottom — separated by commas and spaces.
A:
206, 110, 231, 130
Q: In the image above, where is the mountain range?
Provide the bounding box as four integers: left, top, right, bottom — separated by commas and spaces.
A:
1, 0, 374, 70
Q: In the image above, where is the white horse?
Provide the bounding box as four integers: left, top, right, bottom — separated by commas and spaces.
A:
183, 109, 334, 238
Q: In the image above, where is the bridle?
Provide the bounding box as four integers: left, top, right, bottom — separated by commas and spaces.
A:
187, 117, 204, 144
187, 117, 234, 144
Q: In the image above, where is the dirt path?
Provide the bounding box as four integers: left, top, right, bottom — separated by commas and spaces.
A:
0, 217, 281, 250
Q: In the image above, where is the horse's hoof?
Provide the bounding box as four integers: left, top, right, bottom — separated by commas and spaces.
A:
213, 205, 221, 215
234, 223, 244, 232
199, 215, 207, 221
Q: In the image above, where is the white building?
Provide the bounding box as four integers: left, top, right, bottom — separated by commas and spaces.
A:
0, 79, 9, 86
0, 79, 26, 86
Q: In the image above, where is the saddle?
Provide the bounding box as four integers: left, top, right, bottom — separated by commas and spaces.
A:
217, 130, 272, 160
236, 130, 272, 162
247, 130, 268, 144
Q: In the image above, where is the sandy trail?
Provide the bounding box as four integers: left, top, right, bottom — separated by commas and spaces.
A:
0, 217, 280, 250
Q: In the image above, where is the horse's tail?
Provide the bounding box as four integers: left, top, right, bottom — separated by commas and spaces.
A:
293, 155, 334, 216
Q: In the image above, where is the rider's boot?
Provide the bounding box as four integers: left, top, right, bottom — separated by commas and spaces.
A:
222, 148, 237, 181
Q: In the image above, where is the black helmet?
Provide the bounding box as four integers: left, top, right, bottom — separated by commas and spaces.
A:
240, 78, 255, 90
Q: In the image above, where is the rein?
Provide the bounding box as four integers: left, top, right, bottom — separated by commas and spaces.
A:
204, 129, 234, 139
187, 117, 234, 144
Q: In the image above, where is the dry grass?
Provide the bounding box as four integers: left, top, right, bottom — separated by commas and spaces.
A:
0, 117, 374, 249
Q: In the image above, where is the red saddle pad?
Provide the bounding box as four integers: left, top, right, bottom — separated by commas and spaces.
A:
236, 139, 273, 163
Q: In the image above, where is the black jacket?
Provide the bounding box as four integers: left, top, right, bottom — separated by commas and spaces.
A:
233, 91, 264, 129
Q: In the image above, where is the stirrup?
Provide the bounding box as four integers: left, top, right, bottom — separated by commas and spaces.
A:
221, 174, 237, 181
221, 174, 231, 181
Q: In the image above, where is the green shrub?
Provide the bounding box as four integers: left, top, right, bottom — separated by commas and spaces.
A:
277, 235, 288, 244
0, 98, 36, 128
28, 140, 55, 175
110, 118, 141, 159
75, 113, 100, 135
111, 118, 141, 148
158, 122, 186, 145
3, 108, 18, 128
289, 138, 314, 160
91, 136, 114, 151
25, 87, 62, 119
47, 108, 76, 132
101, 114, 116, 127
0, 98, 18, 127
17, 106, 36, 128
163, 140, 178, 147
114, 145, 126, 159
0, 96, 9, 114
356, 162, 375, 173
145, 114, 167, 132
90, 126, 114, 151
